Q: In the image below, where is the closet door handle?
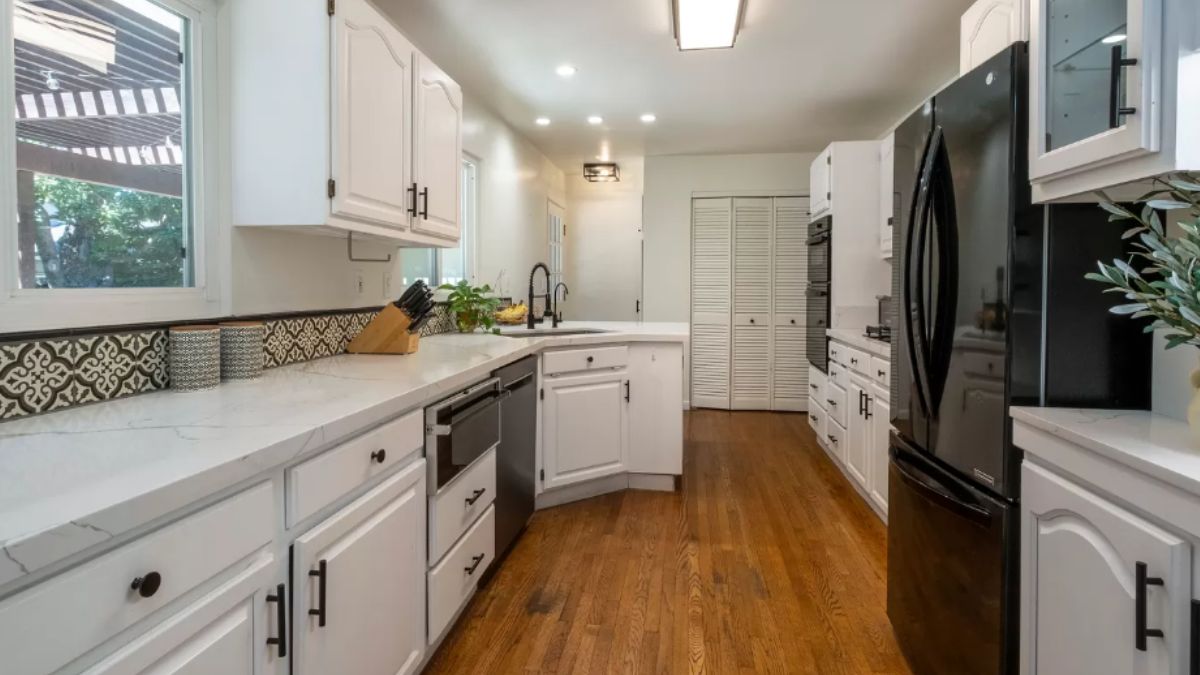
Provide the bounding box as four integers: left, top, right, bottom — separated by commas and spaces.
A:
309, 560, 327, 627
1135, 561, 1165, 651
266, 583, 287, 657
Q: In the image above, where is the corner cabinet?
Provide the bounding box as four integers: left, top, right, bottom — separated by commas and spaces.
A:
1029, 0, 1199, 202
230, 0, 461, 245
542, 369, 630, 490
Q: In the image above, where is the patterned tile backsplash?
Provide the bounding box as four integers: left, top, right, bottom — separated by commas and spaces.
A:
0, 304, 458, 421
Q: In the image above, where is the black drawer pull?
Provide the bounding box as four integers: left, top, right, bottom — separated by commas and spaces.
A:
827, 399, 837, 407
1108, 45, 1139, 129
309, 559, 327, 627
465, 488, 487, 506
1136, 561, 1165, 651
878, 369, 886, 377
370, 448, 387, 463
864, 397, 873, 419
465, 554, 485, 576
407, 182, 417, 216
826, 434, 838, 445
586, 356, 594, 364
850, 357, 858, 365
420, 187, 430, 219
266, 583, 287, 657
625, 380, 631, 402
809, 414, 817, 422
810, 383, 818, 390
130, 571, 162, 598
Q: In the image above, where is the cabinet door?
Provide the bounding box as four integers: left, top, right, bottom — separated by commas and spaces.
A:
810, 149, 831, 217
691, 197, 732, 409
412, 54, 463, 241
293, 460, 426, 675
627, 344, 684, 475
878, 134, 895, 259
844, 380, 869, 488
960, 0, 1026, 74
330, 0, 414, 228
543, 371, 629, 489
868, 387, 889, 515
1022, 462, 1193, 675
1030, 0, 1161, 180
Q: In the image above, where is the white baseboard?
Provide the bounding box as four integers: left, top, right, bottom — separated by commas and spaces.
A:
535, 473, 679, 510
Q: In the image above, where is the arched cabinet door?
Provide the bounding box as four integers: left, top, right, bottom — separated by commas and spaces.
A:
412, 56, 463, 241
1022, 461, 1192, 675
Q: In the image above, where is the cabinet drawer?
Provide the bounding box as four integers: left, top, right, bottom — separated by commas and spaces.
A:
808, 365, 826, 408
842, 346, 870, 374
429, 448, 496, 564
826, 381, 848, 428
0, 483, 274, 675
543, 345, 628, 376
807, 398, 826, 439
828, 342, 845, 366
428, 505, 495, 643
288, 408, 423, 526
828, 361, 847, 390
826, 418, 847, 463
871, 356, 890, 389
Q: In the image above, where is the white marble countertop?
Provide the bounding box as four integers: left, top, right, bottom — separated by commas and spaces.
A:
0, 321, 687, 588
826, 328, 891, 359
1011, 406, 1200, 499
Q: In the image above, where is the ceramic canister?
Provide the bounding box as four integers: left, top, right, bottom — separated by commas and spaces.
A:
169, 325, 221, 391
219, 321, 265, 380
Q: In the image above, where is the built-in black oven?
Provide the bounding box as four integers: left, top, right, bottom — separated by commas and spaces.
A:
806, 216, 831, 372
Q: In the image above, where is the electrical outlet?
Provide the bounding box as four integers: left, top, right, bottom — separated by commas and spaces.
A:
383, 272, 394, 298
353, 269, 366, 297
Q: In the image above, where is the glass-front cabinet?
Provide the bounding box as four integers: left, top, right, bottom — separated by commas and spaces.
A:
1029, 0, 1198, 202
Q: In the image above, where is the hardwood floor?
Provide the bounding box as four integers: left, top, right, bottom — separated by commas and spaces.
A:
424, 410, 912, 674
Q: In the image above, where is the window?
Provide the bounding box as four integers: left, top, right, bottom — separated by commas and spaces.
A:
402, 156, 477, 287
1, 0, 221, 331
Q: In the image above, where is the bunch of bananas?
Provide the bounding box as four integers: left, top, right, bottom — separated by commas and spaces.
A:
495, 302, 529, 325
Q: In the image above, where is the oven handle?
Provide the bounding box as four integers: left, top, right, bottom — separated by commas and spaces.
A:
427, 378, 503, 436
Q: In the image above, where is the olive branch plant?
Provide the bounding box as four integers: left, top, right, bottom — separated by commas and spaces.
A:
1086, 172, 1200, 350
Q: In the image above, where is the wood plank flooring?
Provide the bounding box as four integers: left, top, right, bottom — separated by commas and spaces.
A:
424, 410, 912, 674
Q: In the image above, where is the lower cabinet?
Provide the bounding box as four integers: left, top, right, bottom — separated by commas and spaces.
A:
292, 459, 427, 675
820, 340, 891, 520
845, 377, 870, 487
542, 369, 629, 490
868, 386, 890, 515
1022, 461, 1194, 674
627, 343, 684, 475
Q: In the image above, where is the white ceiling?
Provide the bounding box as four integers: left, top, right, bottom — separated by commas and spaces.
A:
379, 0, 974, 172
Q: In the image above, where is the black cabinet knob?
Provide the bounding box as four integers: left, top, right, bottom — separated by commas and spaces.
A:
131, 571, 162, 598
586, 356, 594, 364
370, 449, 387, 464
749, 318, 756, 324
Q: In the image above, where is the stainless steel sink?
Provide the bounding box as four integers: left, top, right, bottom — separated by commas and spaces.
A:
499, 328, 611, 338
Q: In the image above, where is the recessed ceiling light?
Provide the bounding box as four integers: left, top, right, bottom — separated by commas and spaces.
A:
555, 64, 577, 78
535, 117, 551, 126
640, 113, 657, 123
587, 115, 603, 125
1102, 33, 1127, 44
673, 0, 746, 50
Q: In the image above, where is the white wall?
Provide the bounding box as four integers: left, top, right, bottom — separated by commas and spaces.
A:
564, 160, 644, 321
642, 152, 818, 322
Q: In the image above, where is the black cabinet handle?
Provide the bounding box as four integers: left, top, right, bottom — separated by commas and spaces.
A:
625, 381, 631, 402
1108, 45, 1139, 129
827, 399, 837, 407
865, 397, 873, 419
131, 571, 162, 598
1136, 561, 1165, 651
465, 488, 487, 506
370, 448, 387, 464
809, 414, 817, 422
851, 357, 858, 365
586, 356, 594, 364
407, 182, 417, 216
858, 391, 866, 416
878, 369, 886, 377
420, 187, 430, 219
309, 560, 327, 627
266, 583, 287, 657
810, 383, 818, 390
826, 434, 838, 445
887, 217, 895, 227
465, 554, 485, 576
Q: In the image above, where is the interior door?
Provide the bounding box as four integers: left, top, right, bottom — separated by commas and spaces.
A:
293, 461, 426, 675
731, 198, 772, 409
412, 55, 463, 240
543, 371, 629, 489
330, 0, 413, 228
691, 198, 732, 409
771, 197, 809, 411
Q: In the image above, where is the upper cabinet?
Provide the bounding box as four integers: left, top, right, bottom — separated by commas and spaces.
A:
960, 0, 1028, 74
809, 148, 832, 219
879, 133, 895, 260
1029, 0, 1200, 202
230, 0, 461, 246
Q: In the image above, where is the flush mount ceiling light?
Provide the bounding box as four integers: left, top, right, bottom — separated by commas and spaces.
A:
583, 163, 620, 182
1102, 33, 1127, 44
555, 64, 577, 77
535, 116, 551, 126
640, 113, 657, 123
672, 0, 746, 51
587, 115, 604, 125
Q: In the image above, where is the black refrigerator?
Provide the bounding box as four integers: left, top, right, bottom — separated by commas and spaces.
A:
886, 44, 1151, 675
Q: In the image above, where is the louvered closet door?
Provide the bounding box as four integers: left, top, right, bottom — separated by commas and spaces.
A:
691, 198, 732, 409
731, 198, 772, 410
772, 197, 810, 411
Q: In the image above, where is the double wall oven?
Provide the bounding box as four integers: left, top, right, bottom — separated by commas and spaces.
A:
806, 216, 831, 372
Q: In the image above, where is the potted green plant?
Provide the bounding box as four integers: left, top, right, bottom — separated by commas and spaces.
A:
438, 280, 501, 333
1086, 172, 1200, 438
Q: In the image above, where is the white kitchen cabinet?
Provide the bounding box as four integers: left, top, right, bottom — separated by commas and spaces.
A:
1029, 0, 1199, 202
809, 149, 832, 219
960, 0, 1027, 75
542, 370, 630, 489
868, 384, 890, 516
627, 343, 685, 475
823, 338, 890, 520
1022, 461, 1193, 674
293, 460, 426, 675
230, 0, 462, 246
412, 55, 463, 241
879, 134, 895, 259
845, 377, 870, 489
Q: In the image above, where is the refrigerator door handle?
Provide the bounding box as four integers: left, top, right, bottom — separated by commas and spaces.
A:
926, 130, 959, 411
893, 452, 992, 526
907, 128, 942, 417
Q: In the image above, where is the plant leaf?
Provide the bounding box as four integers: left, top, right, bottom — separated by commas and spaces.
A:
1148, 200, 1192, 211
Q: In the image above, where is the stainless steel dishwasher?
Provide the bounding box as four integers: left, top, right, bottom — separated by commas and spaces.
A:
492, 356, 537, 562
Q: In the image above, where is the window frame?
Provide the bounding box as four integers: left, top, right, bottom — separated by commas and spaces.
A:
403, 154, 478, 290
0, 0, 225, 333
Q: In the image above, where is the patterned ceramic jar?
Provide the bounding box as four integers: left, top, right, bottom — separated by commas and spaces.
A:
219, 322, 265, 380
169, 325, 221, 391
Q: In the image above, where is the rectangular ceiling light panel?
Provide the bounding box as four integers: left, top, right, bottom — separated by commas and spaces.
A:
674, 0, 746, 50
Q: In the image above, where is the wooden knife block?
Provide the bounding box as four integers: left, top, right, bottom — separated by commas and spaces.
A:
347, 304, 421, 355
